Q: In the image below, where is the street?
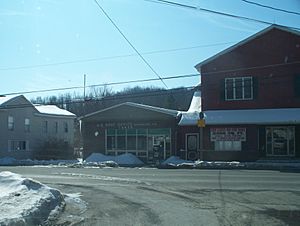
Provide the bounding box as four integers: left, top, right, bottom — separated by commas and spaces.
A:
1, 166, 300, 226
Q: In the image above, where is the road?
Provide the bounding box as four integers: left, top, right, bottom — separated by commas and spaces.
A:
1, 166, 300, 226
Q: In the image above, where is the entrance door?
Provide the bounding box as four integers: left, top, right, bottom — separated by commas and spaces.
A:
186, 133, 199, 160
266, 127, 295, 157
148, 135, 166, 164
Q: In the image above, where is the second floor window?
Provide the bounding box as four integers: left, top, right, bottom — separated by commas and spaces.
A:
42, 121, 48, 133
25, 118, 30, 132
225, 77, 253, 100
64, 122, 68, 133
8, 116, 14, 131
54, 122, 58, 134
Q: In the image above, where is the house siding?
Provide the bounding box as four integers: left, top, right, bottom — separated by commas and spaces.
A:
0, 96, 75, 159
201, 28, 300, 111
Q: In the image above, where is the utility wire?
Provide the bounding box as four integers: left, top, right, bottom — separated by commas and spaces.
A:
1, 60, 299, 97
0, 86, 195, 111
1, 73, 200, 96
241, 0, 300, 16
145, 0, 300, 30
0, 41, 235, 71
93, 0, 168, 88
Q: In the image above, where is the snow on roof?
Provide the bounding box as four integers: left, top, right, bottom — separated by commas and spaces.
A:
35, 105, 76, 117
179, 108, 300, 126
0, 171, 64, 225
0, 95, 26, 106
178, 91, 201, 125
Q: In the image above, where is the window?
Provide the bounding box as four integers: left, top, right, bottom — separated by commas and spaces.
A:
266, 127, 295, 156
295, 74, 300, 97
9, 140, 28, 151
25, 118, 30, 132
42, 120, 48, 133
64, 122, 68, 133
215, 141, 241, 151
116, 129, 126, 149
225, 77, 253, 100
127, 129, 137, 150
54, 122, 58, 133
8, 116, 14, 131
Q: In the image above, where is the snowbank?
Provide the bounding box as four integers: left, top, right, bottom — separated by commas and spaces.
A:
85, 153, 144, 166
0, 157, 17, 166
161, 156, 194, 165
0, 157, 78, 166
0, 171, 65, 225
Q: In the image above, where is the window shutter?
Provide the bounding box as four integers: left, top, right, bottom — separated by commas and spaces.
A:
252, 77, 258, 99
295, 74, 300, 97
220, 78, 225, 101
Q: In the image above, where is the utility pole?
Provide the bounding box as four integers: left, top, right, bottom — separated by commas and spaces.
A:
83, 74, 86, 101
80, 74, 87, 159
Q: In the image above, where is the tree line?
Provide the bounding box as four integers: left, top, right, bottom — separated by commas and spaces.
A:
31, 85, 196, 116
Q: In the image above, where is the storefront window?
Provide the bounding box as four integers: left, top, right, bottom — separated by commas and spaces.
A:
215, 141, 241, 151
266, 127, 295, 156
105, 128, 171, 156
116, 129, 126, 149
127, 129, 137, 150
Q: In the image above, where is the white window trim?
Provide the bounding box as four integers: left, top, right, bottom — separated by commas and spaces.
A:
8, 116, 14, 131
225, 76, 253, 101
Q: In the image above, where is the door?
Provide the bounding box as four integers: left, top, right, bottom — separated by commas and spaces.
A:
186, 133, 199, 160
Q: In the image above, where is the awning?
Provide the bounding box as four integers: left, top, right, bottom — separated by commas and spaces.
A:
178, 108, 300, 126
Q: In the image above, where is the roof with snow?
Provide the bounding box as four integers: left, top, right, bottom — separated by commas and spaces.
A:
179, 108, 300, 126
0, 95, 75, 117
0, 95, 29, 106
34, 105, 76, 117
195, 25, 300, 70
178, 91, 201, 126
80, 102, 179, 120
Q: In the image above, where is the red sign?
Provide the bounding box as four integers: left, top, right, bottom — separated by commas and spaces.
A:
210, 128, 246, 141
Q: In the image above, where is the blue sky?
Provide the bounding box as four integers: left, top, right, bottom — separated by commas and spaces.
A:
0, 0, 299, 99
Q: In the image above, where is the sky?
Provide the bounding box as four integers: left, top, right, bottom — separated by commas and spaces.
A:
0, 0, 299, 99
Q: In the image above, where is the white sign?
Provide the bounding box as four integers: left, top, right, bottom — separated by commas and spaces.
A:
210, 128, 246, 141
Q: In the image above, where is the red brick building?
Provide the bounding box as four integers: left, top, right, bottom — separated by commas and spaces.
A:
179, 25, 300, 161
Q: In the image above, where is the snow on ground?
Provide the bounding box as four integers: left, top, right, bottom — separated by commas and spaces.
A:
1, 155, 300, 170
0, 171, 65, 225
161, 156, 194, 165
85, 153, 144, 166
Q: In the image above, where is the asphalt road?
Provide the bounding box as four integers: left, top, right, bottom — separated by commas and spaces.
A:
1, 166, 300, 226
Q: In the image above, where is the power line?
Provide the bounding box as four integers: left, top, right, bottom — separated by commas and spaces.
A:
241, 0, 300, 16
0, 86, 195, 111
1, 73, 200, 96
145, 0, 300, 30
93, 0, 168, 88
0, 41, 235, 71
1, 60, 299, 97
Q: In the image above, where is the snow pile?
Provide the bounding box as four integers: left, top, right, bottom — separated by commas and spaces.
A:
85, 153, 144, 166
85, 153, 113, 162
115, 153, 144, 165
0, 171, 65, 225
0, 157, 79, 166
194, 160, 244, 169
0, 157, 17, 166
162, 156, 194, 166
